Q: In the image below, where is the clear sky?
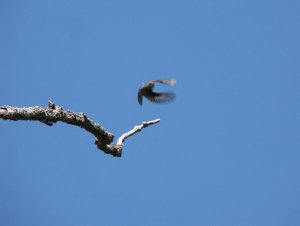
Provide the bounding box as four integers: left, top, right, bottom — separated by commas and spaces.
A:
1, 1, 300, 225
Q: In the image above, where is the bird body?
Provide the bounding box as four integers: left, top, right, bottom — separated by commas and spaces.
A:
138, 79, 176, 106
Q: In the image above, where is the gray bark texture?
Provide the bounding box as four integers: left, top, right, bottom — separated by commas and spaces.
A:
0, 101, 160, 157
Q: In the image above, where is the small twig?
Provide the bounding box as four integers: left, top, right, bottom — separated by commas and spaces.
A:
0, 101, 160, 157
117, 119, 160, 145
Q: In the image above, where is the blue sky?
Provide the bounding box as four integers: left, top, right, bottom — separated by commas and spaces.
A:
1, 0, 300, 225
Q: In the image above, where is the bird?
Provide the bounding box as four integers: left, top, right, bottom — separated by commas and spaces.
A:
138, 79, 176, 106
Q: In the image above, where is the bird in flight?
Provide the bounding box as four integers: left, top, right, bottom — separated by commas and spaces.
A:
138, 79, 176, 106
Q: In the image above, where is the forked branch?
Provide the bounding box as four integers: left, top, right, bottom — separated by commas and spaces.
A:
0, 101, 160, 157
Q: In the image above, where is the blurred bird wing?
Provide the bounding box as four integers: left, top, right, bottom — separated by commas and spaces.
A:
144, 91, 176, 104
152, 79, 176, 86
138, 89, 143, 106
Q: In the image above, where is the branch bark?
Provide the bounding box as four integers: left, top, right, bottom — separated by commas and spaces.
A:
0, 101, 160, 157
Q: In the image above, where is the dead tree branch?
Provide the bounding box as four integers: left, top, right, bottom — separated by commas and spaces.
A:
0, 101, 160, 157
116, 119, 160, 145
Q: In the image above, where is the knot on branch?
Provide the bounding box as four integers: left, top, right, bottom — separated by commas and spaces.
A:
48, 100, 56, 109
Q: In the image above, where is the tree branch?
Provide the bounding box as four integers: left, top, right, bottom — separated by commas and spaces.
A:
0, 101, 160, 157
116, 119, 160, 145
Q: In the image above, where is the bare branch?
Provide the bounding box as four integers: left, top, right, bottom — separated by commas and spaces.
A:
117, 119, 160, 145
0, 101, 160, 157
